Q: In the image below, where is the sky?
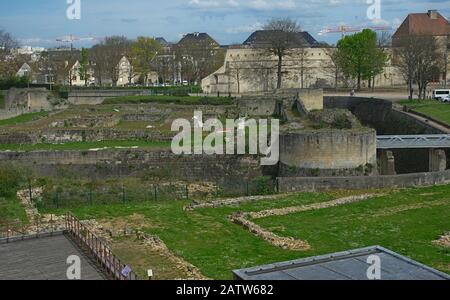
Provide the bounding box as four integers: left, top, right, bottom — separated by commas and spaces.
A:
1, 0, 450, 48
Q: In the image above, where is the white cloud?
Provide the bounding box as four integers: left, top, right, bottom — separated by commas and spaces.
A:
226, 22, 263, 33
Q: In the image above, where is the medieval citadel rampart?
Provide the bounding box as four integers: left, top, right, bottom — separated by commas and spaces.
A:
279, 129, 377, 177
1, 91, 448, 192
0, 150, 265, 182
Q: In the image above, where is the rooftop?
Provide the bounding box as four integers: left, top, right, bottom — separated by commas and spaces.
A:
0, 232, 106, 280
243, 30, 319, 48
393, 10, 450, 38
233, 246, 450, 280
177, 32, 220, 48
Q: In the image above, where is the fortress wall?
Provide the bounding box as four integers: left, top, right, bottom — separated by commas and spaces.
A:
278, 170, 450, 192
0, 150, 264, 182
279, 129, 377, 171
237, 98, 277, 116
67, 90, 143, 105
6, 88, 52, 111
324, 96, 443, 134
298, 89, 323, 111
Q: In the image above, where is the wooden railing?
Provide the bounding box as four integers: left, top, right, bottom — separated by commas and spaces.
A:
65, 213, 139, 280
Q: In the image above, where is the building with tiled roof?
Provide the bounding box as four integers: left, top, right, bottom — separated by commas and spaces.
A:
243, 30, 319, 48
177, 32, 220, 48
393, 10, 450, 49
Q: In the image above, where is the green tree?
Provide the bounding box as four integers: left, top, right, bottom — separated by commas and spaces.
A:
131, 37, 162, 86
336, 29, 387, 90
79, 47, 89, 86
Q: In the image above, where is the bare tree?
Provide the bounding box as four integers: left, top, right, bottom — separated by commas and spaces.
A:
394, 36, 418, 100
297, 47, 313, 88
395, 35, 441, 100
93, 36, 131, 86
444, 37, 449, 87
322, 48, 342, 90
0, 30, 19, 79
377, 31, 392, 48
262, 18, 301, 89
0, 30, 18, 54
415, 36, 441, 99
89, 44, 107, 86
174, 38, 224, 85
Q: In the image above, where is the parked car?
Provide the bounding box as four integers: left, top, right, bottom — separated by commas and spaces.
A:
442, 95, 450, 103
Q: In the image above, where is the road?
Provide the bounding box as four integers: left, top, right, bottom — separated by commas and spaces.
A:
325, 91, 450, 133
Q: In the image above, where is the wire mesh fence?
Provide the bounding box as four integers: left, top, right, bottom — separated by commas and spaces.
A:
33, 177, 277, 210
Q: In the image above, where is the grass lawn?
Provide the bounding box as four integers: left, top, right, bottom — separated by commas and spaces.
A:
39, 185, 450, 279
103, 95, 234, 106
0, 111, 49, 127
0, 195, 28, 225
399, 100, 450, 125
0, 140, 171, 152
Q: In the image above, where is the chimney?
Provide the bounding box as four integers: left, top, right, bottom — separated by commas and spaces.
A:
428, 10, 438, 20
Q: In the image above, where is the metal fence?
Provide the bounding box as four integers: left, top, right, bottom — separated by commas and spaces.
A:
34, 178, 277, 209
0, 221, 27, 241
65, 213, 139, 280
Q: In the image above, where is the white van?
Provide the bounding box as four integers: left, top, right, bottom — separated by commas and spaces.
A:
433, 89, 450, 101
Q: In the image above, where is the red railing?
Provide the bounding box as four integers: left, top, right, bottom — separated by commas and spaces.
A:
65, 213, 139, 280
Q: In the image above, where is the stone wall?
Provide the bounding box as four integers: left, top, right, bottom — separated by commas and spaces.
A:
237, 89, 323, 117
279, 129, 377, 176
202, 48, 405, 94
324, 96, 447, 174
68, 90, 150, 105
238, 97, 278, 117
324, 96, 443, 134
37, 129, 173, 143
5, 88, 52, 111
0, 128, 175, 145
278, 170, 450, 192
0, 150, 264, 182
0, 108, 30, 121
298, 89, 323, 111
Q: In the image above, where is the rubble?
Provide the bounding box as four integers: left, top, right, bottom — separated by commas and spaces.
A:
226, 193, 384, 251
84, 217, 208, 280
185, 194, 289, 210
229, 213, 310, 251
249, 194, 383, 219
434, 232, 450, 248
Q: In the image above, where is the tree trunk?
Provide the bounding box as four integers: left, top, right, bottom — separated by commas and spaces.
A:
236, 69, 240, 94
408, 79, 413, 101
335, 69, 338, 90
277, 54, 282, 89
357, 73, 361, 90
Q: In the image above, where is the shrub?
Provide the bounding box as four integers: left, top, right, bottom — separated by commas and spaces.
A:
254, 176, 275, 195
332, 114, 352, 129
0, 165, 27, 197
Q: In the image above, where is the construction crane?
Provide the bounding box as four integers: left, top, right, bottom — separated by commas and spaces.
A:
318, 25, 392, 38
56, 35, 100, 50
